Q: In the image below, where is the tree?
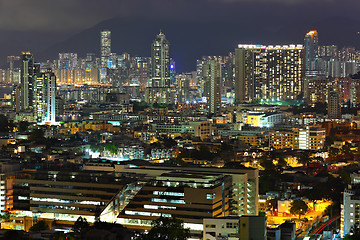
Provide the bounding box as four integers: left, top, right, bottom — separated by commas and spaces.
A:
290, 199, 309, 219
104, 143, 118, 155
342, 144, 352, 155
259, 156, 275, 170
29, 128, 45, 142
1, 211, 11, 221
0, 115, 10, 133
18, 121, 29, 132
298, 151, 310, 165
302, 187, 323, 211
135, 217, 190, 240
276, 156, 287, 169
329, 147, 340, 158
161, 137, 177, 148
72, 216, 89, 236
29, 220, 50, 232
259, 169, 280, 194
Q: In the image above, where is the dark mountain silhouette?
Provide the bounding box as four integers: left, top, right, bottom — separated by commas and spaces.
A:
2, 16, 360, 72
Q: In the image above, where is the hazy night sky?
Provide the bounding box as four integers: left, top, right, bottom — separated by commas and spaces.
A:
0, 0, 357, 31
0, 0, 359, 71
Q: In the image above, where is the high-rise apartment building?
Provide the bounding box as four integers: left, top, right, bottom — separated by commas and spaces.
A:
145, 31, 172, 104
341, 174, 360, 238
150, 31, 170, 88
7, 56, 20, 84
100, 30, 111, 68
328, 90, 341, 119
318, 45, 337, 59
235, 45, 304, 103
58, 53, 78, 84
304, 77, 328, 106
304, 30, 319, 75
34, 69, 57, 124
203, 60, 221, 114
20, 51, 38, 111
196, 54, 234, 100
176, 73, 191, 103
298, 126, 326, 151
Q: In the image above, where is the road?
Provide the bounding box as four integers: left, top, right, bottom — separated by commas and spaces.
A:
312, 215, 340, 235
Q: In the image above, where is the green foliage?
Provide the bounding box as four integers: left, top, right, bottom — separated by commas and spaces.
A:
3, 230, 24, 240
176, 146, 216, 161
135, 217, 190, 240
160, 137, 177, 148
18, 121, 29, 132
29, 128, 45, 142
90, 144, 103, 152
72, 216, 89, 236
291, 102, 327, 115
259, 156, 275, 170
290, 199, 309, 219
219, 143, 233, 153
342, 144, 352, 155
29, 220, 50, 232
131, 101, 150, 111
1, 211, 11, 221
328, 147, 340, 158
0, 115, 10, 133
104, 143, 118, 154
339, 171, 351, 185
259, 170, 280, 194
277, 156, 287, 168
298, 151, 310, 165
301, 187, 323, 211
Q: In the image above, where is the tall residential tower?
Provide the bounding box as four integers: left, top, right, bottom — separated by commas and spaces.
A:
20, 51, 38, 111
235, 44, 304, 103
304, 30, 319, 75
145, 31, 172, 104
34, 69, 57, 124
203, 60, 221, 114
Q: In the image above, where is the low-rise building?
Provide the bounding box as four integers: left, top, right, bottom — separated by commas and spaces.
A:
203, 216, 266, 240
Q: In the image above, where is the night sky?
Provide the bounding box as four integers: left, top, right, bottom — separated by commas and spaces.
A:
0, 0, 359, 71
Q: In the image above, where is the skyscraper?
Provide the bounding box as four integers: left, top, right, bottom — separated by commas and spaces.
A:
58, 53, 78, 84
34, 69, 57, 123
145, 31, 172, 104
304, 30, 319, 75
151, 31, 170, 88
7, 56, 20, 84
20, 51, 38, 110
100, 30, 111, 68
235, 44, 304, 103
203, 60, 221, 114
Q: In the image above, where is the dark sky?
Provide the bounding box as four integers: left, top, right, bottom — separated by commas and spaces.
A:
1, 0, 360, 71
0, 0, 358, 33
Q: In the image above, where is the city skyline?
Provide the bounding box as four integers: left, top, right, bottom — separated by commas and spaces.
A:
0, 1, 360, 239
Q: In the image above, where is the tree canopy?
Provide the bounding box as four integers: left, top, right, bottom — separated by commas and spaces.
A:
29, 220, 49, 232
0, 115, 10, 133
290, 199, 309, 219
135, 217, 190, 240
72, 216, 89, 237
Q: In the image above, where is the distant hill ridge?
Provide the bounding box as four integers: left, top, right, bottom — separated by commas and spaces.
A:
1, 16, 360, 72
